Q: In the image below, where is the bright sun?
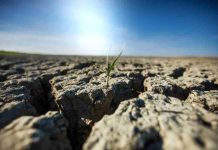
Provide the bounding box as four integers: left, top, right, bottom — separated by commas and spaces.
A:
62, 1, 111, 53
75, 10, 106, 35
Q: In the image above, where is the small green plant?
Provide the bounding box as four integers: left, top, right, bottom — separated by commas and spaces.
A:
106, 51, 123, 87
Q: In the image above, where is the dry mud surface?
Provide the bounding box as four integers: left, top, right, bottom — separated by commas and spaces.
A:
0, 55, 218, 150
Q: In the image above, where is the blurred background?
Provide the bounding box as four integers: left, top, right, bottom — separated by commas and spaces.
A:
0, 0, 217, 56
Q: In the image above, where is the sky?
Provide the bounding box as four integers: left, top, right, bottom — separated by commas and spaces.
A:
0, 0, 218, 56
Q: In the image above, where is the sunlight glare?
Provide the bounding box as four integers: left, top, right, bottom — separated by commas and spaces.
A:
61, 0, 111, 53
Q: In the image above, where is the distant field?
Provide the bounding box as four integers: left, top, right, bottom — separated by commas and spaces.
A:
0, 50, 24, 55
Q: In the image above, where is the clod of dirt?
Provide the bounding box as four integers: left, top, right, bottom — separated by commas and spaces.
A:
144, 75, 217, 100
144, 76, 189, 100
0, 78, 51, 115
83, 92, 218, 150
0, 111, 71, 150
0, 101, 37, 129
50, 69, 144, 149
186, 90, 218, 113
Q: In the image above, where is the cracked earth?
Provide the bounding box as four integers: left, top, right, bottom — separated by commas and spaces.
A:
0, 55, 218, 150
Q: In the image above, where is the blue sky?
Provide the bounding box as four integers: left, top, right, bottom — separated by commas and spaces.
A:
0, 0, 217, 56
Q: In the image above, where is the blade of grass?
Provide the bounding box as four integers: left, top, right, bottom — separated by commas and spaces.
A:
109, 51, 123, 72
106, 52, 109, 76
106, 51, 123, 87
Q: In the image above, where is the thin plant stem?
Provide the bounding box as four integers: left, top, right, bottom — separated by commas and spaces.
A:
106, 51, 123, 88
106, 74, 109, 87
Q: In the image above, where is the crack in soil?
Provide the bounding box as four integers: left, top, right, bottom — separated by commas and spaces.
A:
47, 71, 145, 150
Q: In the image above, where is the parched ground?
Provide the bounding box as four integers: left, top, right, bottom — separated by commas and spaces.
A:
0, 54, 217, 150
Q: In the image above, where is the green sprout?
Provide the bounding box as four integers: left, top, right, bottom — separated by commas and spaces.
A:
106, 51, 123, 87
